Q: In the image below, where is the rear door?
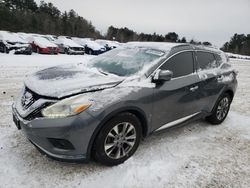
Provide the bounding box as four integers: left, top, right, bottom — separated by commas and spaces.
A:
151, 51, 203, 131
195, 51, 225, 112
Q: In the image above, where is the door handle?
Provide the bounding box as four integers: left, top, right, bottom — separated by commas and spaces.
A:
189, 85, 199, 92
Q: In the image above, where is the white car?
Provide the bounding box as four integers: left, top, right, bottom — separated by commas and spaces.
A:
72, 37, 106, 55
95, 39, 121, 51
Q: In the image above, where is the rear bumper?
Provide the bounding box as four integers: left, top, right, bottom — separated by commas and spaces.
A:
12, 105, 100, 162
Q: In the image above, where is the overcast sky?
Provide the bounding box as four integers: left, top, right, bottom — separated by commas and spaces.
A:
36, 0, 250, 47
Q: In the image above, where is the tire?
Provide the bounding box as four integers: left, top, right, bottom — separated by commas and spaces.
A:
93, 113, 142, 166
4, 46, 9, 54
206, 93, 232, 125
64, 48, 69, 54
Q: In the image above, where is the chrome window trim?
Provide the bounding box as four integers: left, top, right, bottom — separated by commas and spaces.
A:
149, 50, 197, 80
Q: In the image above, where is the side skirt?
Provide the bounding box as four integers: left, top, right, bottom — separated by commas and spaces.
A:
154, 112, 204, 133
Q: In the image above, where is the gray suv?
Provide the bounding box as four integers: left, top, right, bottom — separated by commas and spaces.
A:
12, 42, 237, 166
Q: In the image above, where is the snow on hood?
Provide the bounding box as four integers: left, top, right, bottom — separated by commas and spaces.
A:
86, 41, 105, 50
71, 38, 104, 50
32, 36, 58, 48
24, 63, 124, 98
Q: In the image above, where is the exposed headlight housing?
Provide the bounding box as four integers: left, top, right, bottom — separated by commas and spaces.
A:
42, 95, 93, 118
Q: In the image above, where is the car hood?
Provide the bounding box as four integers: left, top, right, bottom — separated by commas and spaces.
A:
24, 63, 123, 99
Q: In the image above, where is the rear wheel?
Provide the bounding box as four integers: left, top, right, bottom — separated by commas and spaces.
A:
93, 113, 142, 166
206, 93, 232, 125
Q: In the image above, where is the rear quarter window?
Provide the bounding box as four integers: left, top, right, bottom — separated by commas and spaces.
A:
197, 51, 217, 70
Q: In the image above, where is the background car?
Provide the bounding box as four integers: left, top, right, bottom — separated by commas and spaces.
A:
95, 39, 121, 51
0, 31, 32, 55
55, 36, 85, 55
72, 37, 106, 55
42, 35, 58, 43
28, 35, 59, 54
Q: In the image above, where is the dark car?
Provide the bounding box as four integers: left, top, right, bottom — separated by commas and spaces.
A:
0, 40, 11, 53
95, 39, 120, 51
72, 38, 106, 55
0, 40, 32, 55
12, 42, 237, 166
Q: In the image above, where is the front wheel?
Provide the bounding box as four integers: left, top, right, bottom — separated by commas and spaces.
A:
93, 113, 142, 166
206, 93, 232, 125
4, 46, 9, 54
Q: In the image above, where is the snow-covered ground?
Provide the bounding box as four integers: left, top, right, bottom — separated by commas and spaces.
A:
0, 54, 249, 188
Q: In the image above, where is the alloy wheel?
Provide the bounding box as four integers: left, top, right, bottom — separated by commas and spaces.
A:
216, 97, 229, 120
104, 122, 136, 159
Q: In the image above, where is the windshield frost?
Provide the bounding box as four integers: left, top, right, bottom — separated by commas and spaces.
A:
89, 47, 165, 76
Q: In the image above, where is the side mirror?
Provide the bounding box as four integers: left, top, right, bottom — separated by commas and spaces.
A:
152, 69, 173, 83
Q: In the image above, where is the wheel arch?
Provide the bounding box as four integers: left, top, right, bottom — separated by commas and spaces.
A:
224, 89, 234, 101
86, 106, 149, 160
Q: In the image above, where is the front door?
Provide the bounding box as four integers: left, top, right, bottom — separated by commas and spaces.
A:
151, 51, 203, 131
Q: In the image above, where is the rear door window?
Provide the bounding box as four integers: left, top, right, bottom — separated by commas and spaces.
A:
160, 51, 194, 78
197, 51, 217, 70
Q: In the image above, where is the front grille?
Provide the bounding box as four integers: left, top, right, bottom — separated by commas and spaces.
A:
16, 87, 57, 121
21, 89, 37, 110
48, 47, 57, 53
71, 47, 84, 51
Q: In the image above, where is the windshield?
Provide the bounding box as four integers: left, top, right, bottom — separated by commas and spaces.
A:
89, 47, 165, 77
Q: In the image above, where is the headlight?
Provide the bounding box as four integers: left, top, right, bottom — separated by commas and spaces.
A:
42, 95, 93, 118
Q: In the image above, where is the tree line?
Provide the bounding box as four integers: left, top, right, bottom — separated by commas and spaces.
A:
0, 0, 213, 45
105, 26, 188, 43
0, 0, 102, 38
221, 34, 250, 56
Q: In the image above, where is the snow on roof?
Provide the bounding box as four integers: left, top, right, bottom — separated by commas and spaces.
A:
126, 42, 185, 52
56, 37, 82, 48
95, 39, 121, 47
72, 38, 104, 50
0, 30, 27, 43
32, 36, 58, 48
